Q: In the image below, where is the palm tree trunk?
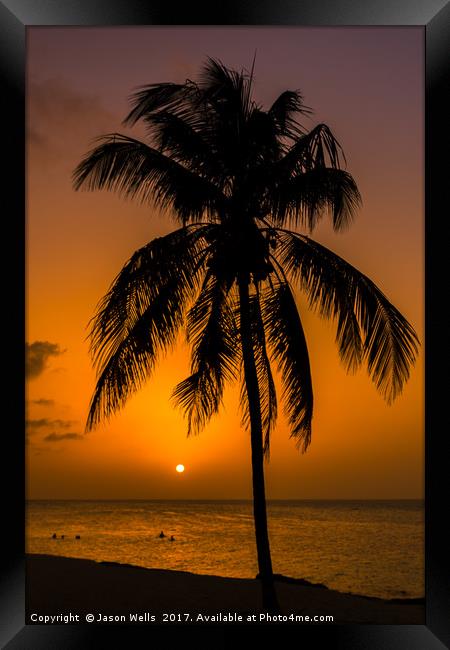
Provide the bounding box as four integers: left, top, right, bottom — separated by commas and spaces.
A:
238, 273, 280, 613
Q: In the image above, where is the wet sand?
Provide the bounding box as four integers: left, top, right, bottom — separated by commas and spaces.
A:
26, 554, 424, 625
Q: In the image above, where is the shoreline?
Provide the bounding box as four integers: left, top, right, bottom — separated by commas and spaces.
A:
26, 554, 424, 624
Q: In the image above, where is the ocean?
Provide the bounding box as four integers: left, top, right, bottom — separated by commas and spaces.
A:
26, 499, 424, 600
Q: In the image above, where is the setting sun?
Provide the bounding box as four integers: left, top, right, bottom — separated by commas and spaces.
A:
176, 464, 185, 473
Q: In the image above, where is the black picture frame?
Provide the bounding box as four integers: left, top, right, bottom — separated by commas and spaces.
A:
1, 1, 449, 648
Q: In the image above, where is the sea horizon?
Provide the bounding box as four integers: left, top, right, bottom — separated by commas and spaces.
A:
26, 499, 424, 600
26, 497, 425, 502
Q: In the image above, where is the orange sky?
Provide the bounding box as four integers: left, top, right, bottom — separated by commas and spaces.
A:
26, 27, 424, 499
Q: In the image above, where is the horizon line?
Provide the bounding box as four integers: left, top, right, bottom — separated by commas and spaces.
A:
26, 497, 425, 502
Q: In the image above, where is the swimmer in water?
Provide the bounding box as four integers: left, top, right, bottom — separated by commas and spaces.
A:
158, 531, 166, 538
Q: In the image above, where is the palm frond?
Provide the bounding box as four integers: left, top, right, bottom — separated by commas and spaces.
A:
276, 230, 419, 402
245, 109, 281, 166
73, 134, 225, 224
275, 123, 345, 176
261, 281, 313, 451
200, 57, 250, 114
86, 226, 211, 430
172, 273, 239, 435
198, 58, 266, 177
268, 89, 310, 139
270, 167, 361, 232
148, 111, 211, 165
123, 81, 200, 127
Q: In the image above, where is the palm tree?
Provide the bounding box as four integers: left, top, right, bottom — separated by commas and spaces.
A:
73, 58, 419, 613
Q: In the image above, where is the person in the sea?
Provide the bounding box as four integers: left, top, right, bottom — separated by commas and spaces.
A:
158, 531, 165, 538
169, 535, 175, 542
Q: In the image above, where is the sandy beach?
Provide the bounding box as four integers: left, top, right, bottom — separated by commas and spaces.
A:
26, 554, 424, 625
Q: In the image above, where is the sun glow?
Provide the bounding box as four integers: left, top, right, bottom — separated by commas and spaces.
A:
175, 464, 185, 473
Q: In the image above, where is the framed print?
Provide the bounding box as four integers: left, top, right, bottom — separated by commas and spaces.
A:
1, 1, 449, 648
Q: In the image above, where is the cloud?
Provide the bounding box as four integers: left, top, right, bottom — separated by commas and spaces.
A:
26, 418, 76, 433
27, 78, 121, 163
28, 127, 47, 149
30, 445, 64, 455
31, 398, 55, 407
30, 445, 48, 455
26, 419, 49, 430
26, 341, 65, 379
43, 432, 84, 442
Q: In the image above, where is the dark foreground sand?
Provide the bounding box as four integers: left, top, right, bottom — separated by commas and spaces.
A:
26, 554, 424, 625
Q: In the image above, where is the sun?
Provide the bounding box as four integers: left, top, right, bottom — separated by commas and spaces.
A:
175, 464, 185, 473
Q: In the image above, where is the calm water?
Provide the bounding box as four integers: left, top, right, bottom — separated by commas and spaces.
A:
26, 500, 424, 599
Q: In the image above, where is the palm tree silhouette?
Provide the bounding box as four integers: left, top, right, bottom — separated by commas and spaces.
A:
73, 58, 419, 613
